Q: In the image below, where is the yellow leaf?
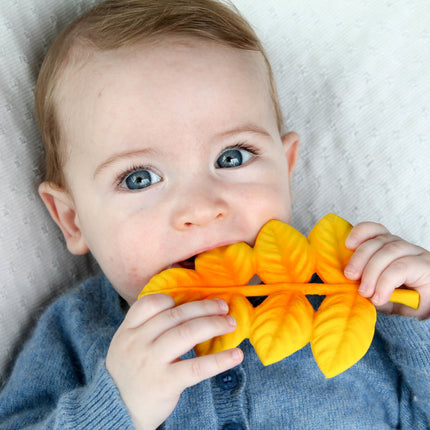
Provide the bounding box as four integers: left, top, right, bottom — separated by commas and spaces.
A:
195, 242, 255, 286
311, 293, 376, 378
251, 292, 314, 365
254, 220, 315, 283
166, 288, 207, 306
308, 213, 354, 284
139, 268, 202, 299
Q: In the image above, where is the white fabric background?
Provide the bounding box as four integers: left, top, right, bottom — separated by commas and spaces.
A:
1, 0, 429, 382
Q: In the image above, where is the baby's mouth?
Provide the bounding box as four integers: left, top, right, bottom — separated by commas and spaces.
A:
171, 255, 197, 270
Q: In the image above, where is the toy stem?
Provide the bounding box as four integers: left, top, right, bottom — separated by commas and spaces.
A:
145, 283, 420, 310
388, 289, 419, 309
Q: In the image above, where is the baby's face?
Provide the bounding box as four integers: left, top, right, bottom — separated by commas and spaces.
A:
55, 37, 298, 304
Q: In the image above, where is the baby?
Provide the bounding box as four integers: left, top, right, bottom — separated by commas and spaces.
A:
1, 0, 429, 429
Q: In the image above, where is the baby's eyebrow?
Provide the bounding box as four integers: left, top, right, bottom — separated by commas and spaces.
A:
94, 148, 156, 178
216, 123, 272, 139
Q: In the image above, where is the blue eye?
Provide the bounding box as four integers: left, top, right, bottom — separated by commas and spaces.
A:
216, 147, 254, 168
122, 169, 162, 190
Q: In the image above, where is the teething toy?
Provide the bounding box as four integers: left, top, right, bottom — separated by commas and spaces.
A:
139, 214, 419, 378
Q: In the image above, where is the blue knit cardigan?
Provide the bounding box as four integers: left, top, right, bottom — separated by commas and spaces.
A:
1, 275, 429, 429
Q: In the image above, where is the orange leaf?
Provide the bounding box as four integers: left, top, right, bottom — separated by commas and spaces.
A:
311, 292, 376, 378
251, 292, 314, 365
195, 242, 254, 286
308, 213, 354, 284
254, 220, 315, 283
141, 268, 202, 299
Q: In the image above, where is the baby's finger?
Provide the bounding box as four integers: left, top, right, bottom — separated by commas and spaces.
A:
154, 314, 237, 362
345, 221, 390, 250
125, 293, 176, 329
344, 233, 399, 281
372, 254, 430, 306
357, 240, 422, 298
172, 348, 244, 392
144, 298, 229, 340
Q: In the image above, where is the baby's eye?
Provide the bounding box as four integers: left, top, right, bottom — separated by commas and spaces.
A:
216, 147, 254, 168
121, 169, 162, 191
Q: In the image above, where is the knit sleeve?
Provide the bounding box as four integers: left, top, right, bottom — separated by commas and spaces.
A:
0, 361, 133, 429
376, 313, 430, 427
0, 277, 135, 429
50, 361, 134, 429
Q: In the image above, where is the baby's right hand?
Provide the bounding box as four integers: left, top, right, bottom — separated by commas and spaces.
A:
106, 294, 243, 430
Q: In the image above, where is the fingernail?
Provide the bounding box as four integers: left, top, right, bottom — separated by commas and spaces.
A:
226, 315, 237, 327
371, 293, 381, 305
344, 264, 357, 279
358, 283, 369, 295
231, 348, 243, 362
214, 298, 228, 313
358, 284, 367, 294
345, 237, 357, 250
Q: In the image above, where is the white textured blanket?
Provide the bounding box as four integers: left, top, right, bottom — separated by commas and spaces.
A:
1, 0, 429, 380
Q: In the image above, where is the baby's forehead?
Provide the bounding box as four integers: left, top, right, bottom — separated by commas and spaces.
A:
158, 35, 267, 69
60, 34, 269, 88
55, 35, 272, 121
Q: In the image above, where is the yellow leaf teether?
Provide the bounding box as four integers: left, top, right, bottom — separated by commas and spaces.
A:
139, 213, 420, 378
251, 292, 314, 366
254, 219, 315, 283
311, 292, 376, 378
308, 213, 355, 284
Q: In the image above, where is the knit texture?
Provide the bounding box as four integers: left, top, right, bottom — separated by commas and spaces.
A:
0, 276, 134, 429
1, 275, 429, 429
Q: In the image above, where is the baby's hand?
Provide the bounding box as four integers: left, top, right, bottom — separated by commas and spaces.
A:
343, 221, 430, 319
106, 295, 243, 430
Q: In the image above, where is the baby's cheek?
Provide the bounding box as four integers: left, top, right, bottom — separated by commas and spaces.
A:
99, 247, 150, 300
128, 266, 154, 292
110, 266, 150, 304
247, 183, 291, 224
117, 253, 151, 286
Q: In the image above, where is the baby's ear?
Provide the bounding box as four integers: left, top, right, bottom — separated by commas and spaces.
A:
281, 131, 300, 178
38, 182, 89, 255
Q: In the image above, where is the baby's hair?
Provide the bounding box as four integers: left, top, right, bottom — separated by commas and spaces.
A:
35, 0, 284, 188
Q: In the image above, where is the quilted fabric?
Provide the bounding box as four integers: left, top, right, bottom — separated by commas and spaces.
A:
0, 0, 100, 382
0, 0, 429, 381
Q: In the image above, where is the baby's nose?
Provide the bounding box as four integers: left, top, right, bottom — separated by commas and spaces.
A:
171, 187, 229, 230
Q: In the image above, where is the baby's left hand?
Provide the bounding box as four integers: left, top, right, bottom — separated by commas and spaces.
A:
344, 221, 430, 319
